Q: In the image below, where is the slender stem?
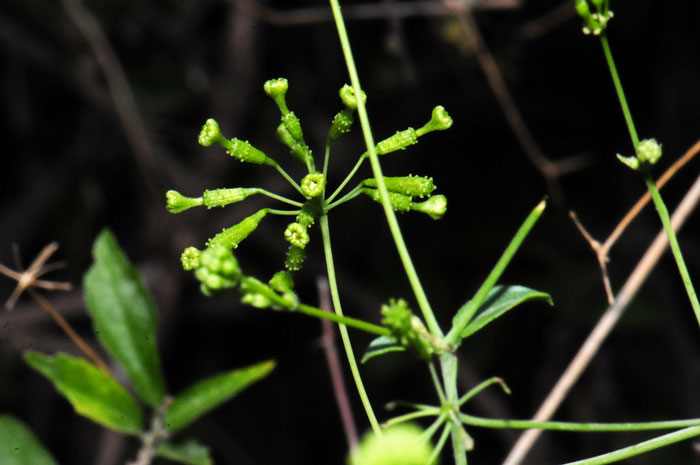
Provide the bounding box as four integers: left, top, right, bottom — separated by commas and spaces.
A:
273, 163, 304, 194
429, 362, 447, 405
446, 198, 546, 346
383, 409, 440, 427
297, 302, 390, 336
327, 153, 367, 203
600, 34, 639, 149
323, 139, 332, 181
265, 208, 301, 216
329, 0, 442, 338
320, 213, 382, 435
430, 424, 452, 464
459, 413, 700, 432
439, 352, 467, 465
326, 183, 365, 210
562, 426, 700, 465
643, 173, 700, 326
458, 377, 510, 407
422, 412, 448, 441
256, 188, 303, 207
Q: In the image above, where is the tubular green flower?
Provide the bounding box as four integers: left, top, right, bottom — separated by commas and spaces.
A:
411, 195, 447, 220
207, 209, 268, 249
198, 118, 227, 147
364, 175, 435, 198
202, 188, 258, 209
416, 105, 453, 136
263, 78, 290, 114
301, 172, 326, 198
180, 247, 202, 271
166, 190, 203, 213
284, 222, 310, 249
376, 128, 418, 155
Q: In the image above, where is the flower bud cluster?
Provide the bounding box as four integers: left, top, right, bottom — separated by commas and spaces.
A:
617, 138, 662, 172
362, 176, 447, 220
381, 299, 434, 361
575, 0, 613, 36
193, 246, 242, 296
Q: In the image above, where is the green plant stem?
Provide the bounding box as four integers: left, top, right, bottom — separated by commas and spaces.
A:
383, 409, 440, 427
600, 34, 639, 150
439, 352, 467, 465
422, 412, 448, 441
329, 0, 442, 338
458, 377, 510, 407
429, 362, 447, 405
643, 173, 700, 325
459, 413, 700, 432
326, 183, 365, 210
327, 153, 367, 203
430, 424, 452, 464
323, 140, 332, 181
562, 426, 700, 465
273, 163, 304, 194
256, 189, 303, 207
319, 213, 382, 435
264, 208, 300, 216
446, 198, 546, 346
297, 303, 390, 337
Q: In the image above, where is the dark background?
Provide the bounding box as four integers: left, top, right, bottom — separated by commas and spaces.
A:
2, 0, 700, 463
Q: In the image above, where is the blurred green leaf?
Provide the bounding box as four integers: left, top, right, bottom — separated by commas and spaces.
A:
457, 285, 552, 339
361, 335, 405, 363
23, 352, 143, 435
157, 439, 212, 465
165, 360, 275, 433
84, 229, 166, 406
0, 415, 58, 465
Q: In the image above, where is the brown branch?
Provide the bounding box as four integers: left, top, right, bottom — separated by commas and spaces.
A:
570, 138, 700, 304
317, 277, 359, 450
516, 1, 576, 41
502, 169, 700, 465
453, 9, 590, 205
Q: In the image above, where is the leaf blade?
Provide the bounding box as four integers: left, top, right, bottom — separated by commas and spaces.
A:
361, 335, 405, 363
83, 229, 166, 406
458, 285, 552, 339
0, 415, 58, 465
165, 360, 275, 433
157, 439, 212, 465
24, 352, 143, 434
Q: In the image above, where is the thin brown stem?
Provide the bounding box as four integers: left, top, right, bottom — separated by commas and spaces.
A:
502, 170, 700, 465
28, 289, 111, 375
570, 138, 700, 304
317, 277, 359, 450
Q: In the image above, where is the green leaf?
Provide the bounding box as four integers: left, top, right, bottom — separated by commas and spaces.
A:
157, 439, 212, 465
361, 335, 405, 363
23, 352, 143, 434
0, 415, 58, 465
83, 229, 166, 407
165, 360, 275, 433
457, 285, 552, 339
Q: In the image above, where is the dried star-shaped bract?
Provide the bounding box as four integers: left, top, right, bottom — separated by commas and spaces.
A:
0, 242, 72, 310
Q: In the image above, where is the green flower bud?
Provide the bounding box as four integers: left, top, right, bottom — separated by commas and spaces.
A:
637, 138, 662, 166
227, 138, 276, 166
240, 277, 273, 309
349, 424, 436, 465
575, 0, 591, 20
285, 245, 306, 271
328, 109, 354, 141
198, 118, 227, 147
194, 246, 241, 296
202, 188, 258, 209
282, 112, 305, 143
207, 209, 268, 249
277, 124, 309, 165
381, 299, 434, 360
411, 195, 447, 220
362, 188, 413, 213
284, 222, 310, 249
297, 200, 319, 227
269, 270, 294, 295
616, 153, 640, 171
376, 128, 418, 155
181, 247, 201, 270
364, 175, 435, 198
301, 172, 326, 198
263, 78, 289, 114
416, 105, 453, 136
166, 190, 203, 213
339, 84, 366, 110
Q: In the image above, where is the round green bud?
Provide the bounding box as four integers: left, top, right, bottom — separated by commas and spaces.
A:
198, 118, 226, 147
637, 138, 662, 166
339, 84, 367, 110
284, 222, 310, 249
263, 78, 289, 114
195, 246, 241, 295
301, 172, 326, 198
166, 190, 203, 213
181, 247, 201, 270
416, 105, 453, 136
411, 195, 447, 220
349, 424, 436, 465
